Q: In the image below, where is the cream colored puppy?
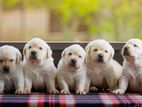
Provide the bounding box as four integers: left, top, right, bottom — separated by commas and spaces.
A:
85, 39, 122, 91
23, 38, 58, 94
0, 45, 24, 94
113, 39, 142, 94
57, 44, 87, 94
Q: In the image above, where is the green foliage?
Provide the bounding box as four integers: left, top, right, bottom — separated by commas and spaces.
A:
2, 0, 142, 41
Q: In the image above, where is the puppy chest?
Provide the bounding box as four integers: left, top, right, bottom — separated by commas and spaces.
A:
64, 74, 76, 88
90, 70, 106, 87
32, 73, 45, 89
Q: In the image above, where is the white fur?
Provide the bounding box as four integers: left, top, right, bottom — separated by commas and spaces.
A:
57, 44, 88, 94
113, 39, 142, 94
85, 39, 122, 92
23, 38, 58, 94
0, 45, 24, 94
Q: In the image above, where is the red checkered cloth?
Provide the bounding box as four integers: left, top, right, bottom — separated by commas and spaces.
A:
0, 93, 142, 107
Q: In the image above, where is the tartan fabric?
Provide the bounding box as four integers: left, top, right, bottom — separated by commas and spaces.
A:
0, 93, 142, 107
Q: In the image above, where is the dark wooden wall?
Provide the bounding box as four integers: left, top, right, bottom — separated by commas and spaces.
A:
0, 42, 125, 66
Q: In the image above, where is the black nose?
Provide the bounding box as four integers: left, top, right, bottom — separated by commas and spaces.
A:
31, 51, 37, 56
98, 54, 104, 59
71, 59, 77, 64
124, 46, 129, 51
123, 46, 129, 55
3, 66, 9, 73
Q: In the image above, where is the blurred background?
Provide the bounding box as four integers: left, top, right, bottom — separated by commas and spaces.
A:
0, 0, 142, 41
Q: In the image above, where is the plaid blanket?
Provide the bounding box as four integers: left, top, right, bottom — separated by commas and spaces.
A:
0, 93, 142, 107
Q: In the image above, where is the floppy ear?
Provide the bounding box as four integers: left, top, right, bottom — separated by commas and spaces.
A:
23, 43, 27, 56
46, 45, 52, 58
109, 45, 115, 60
16, 50, 22, 64
85, 44, 91, 54
61, 47, 68, 58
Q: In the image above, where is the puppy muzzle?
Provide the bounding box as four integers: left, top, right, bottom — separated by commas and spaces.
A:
123, 46, 130, 56
30, 51, 37, 60
69, 59, 77, 67
2, 66, 10, 73
97, 54, 104, 62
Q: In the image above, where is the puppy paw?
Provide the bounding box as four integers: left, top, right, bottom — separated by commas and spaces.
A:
15, 89, 24, 94
23, 88, 31, 94
48, 89, 59, 94
76, 89, 86, 95
112, 89, 125, 94
60, 89, 70, 94
90, 86, 98, 92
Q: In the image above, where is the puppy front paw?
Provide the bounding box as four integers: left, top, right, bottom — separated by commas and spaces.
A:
15, 88, 24, 94
90, 86, 98, 92
76, 89, 86, 95
23, 88, 31, 94
112, 89, 125, 94
48, 88, 59, 94
60, 89, 70, 94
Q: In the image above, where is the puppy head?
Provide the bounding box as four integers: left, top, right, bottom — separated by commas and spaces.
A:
23, 38, 52, 65
0, 45, 22, 74
122, 38, 142, 62
85, 39, 114, 64
61, 44, 86, 70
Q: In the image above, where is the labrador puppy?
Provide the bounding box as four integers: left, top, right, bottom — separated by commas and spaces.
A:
0, 45, 24, 94
113, 39, 142, 94
23, 38, 58, 94
85, 39, 122, 92
57, 44, 87, 94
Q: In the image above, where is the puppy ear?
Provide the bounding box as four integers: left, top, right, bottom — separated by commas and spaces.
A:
85, 44, 91, 54
61, 47, 68, 57
109, 45, 114, 60
46, 45, 52, 58
23, 46, 26, 56
16, 50, 22, 64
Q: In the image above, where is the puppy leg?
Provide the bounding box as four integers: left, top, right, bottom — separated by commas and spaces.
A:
24, 76, 32, 94
57, 76, 70, 94
0, 80, 4, 94
85, 78, 91, 93
105, 71, 118, 92
76, 76, 86, 95
14, 72, 24, 94
45, 75, 58, 94
136, 72, 142, 89
112, 76, 129, 94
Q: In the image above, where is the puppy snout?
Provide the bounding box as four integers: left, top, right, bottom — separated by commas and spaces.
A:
124, 46, 129, 51
97, 54, 104, 62
31, 51, 37, 56
71, 59, 77, 64
123, 46, 129, 56
98, 54, 104, 59
3, 66, 10, 73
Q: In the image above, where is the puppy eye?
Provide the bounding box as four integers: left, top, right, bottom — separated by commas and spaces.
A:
105, 50, 108, 53
93, 49, 98, 52
68, 53, 72, 56
10, 59, 14, 62
79, 55, 82, 58
28, 46, 31, 49
39, 47, 43, 50
133, 44, 138, 47
0, 59, 3, 63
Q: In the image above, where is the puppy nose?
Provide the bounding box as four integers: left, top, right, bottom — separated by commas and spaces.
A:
3, 66, 9, 73
123, 46, 129, 55
71, 59, 77, 64
31, 51, 37, 56
124, 46, 129, 51
98, 54, 104, 59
